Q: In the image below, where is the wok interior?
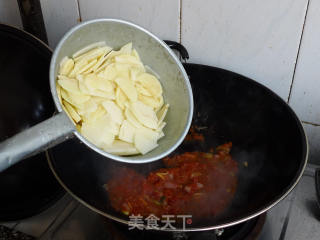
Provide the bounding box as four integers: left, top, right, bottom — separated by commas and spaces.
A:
49, 63, 307, 229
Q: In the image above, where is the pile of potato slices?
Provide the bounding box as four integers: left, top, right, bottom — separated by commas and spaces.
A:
56, 42, 169, 156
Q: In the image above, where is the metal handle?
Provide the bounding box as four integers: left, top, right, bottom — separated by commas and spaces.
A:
315, 168, 320, 208
0, 112, 75, 172
164, 40, 189, 62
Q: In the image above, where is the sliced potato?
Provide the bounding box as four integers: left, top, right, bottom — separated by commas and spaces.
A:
157, 103, 169, 125
102, 100, 124, 124
118, 120, 136, 143
115, 54, 143, 67
95, 58, 113, 73
136, 127, 159, 142
74, 46, 110, 63
60, 89, 90, 108
72, 41, 106, 58
103, 140, 139, 156
138, 94, 162, 109
137, 72, 163, 97
115, 76, 137, 102
59, 56, 68, 69
81, 121, 114, 147
99, 114, 120, 135
115, 87, 128, 110
90, 89, 115, 99
155, 95, 164, 112
134, 132, 158, 155
84, 74, 114, 93
89, 49, 112, 73
61, 104, 76, 126
158, 131, 165, 140
57, 77, 80, 94
59, 57, 74, 76
102, 63, 118, 80
80, 106, 106, 123
77, 77, 91, 94
83, 113, 119, 136
156, 121, 166, 133
145, 65, 161, 80
124, 107, 143, 129
102, 42, 132, 61
63, 100, 81, 123
68, 60, 87, 77
77, 99, 98, 116
130, 101, 158, 129
135, 82, 152, 96
97, 79, 114, 93
114, 63, 131, 75
91, 96, 107, 104
132, 49, 141, 61
57, 42, 169, 156
77, 59, 97, 74
119, 42, 132, 54
56, 84, 62, 104
68, 91, 90, 104
130, 68, 142, 82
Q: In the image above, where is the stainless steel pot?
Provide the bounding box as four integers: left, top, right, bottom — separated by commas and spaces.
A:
0, 19, 194, 171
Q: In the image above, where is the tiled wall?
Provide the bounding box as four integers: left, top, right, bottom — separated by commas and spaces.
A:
0, 0, 22, 28
1, 0, 319, 164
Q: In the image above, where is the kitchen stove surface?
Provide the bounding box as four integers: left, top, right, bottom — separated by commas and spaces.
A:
2, 164, 319, 240
41, 207, 266, 240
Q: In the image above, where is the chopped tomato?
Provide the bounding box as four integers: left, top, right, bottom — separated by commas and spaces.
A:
184, 126, 205, 142
105, 142, 238, 219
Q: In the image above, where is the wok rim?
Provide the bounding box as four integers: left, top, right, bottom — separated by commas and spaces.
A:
47, 63, 308, 231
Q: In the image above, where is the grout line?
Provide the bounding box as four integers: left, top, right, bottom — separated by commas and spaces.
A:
287, 0, 310, 103
179, 0, 182, 43
76, 0, 82, 22
302, 120, 320, 127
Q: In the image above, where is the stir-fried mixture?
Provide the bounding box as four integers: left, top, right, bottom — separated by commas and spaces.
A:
105, 142, 238, 219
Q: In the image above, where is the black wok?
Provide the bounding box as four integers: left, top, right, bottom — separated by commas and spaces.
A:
0, 24, 64, 221
48, 61, 307, 231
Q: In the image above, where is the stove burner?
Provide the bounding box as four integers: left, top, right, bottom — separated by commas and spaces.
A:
102, 213, 266, 240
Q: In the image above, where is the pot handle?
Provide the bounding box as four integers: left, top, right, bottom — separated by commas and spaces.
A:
0, 112, 74, 172
164, 40, 189, 62
315, 168, 320, 207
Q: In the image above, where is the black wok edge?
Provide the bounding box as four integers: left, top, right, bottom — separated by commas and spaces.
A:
315, 169, 320, 208
164, 40, 189, 61
47, 41, 308, 232
0, 24, 64, 221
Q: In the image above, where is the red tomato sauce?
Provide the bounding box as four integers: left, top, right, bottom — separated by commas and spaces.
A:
105, 142, 238, 219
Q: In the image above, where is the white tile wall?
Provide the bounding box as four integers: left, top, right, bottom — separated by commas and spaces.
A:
303, 123, 320, 164
2, 0, 316, 162
0, 0, 22, 28
282, 175, 320, 240
181, 0, 308, 100
289, 0, 320, 124
40, 0, 80, 48
78, 0, 180, 41
260, 190, 296, 240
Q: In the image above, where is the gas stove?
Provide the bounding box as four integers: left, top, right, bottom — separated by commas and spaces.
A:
1, 163, 319, 240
